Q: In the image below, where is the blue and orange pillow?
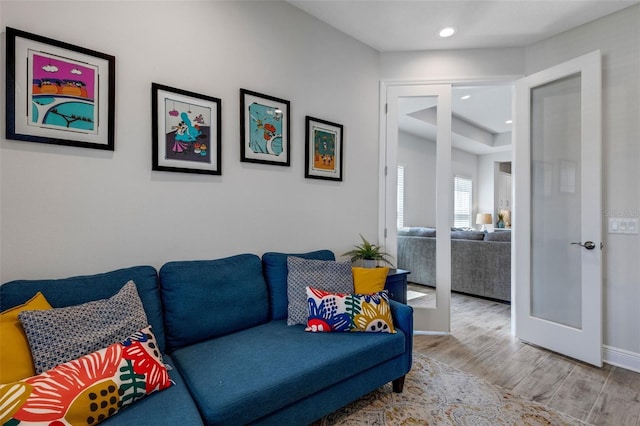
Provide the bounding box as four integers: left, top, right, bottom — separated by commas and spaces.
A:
305, 287, 396, 333
0, 326, 170, 426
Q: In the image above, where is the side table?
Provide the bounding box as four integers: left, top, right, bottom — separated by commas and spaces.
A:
384, 269, 410, 304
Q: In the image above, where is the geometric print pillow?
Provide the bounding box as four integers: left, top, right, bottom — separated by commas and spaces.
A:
305, 287, 396, 333
18, 281, 149, 374
0, 326, 171, 426
286, 257, 354, 326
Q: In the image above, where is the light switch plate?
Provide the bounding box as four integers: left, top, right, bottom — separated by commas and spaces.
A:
609, 217, 639, 234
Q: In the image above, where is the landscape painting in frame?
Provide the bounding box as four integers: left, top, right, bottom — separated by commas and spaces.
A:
5, 27, 115, 150
240, 89, 290, 166
305, 116, 343, 181
152, 83, 222, 175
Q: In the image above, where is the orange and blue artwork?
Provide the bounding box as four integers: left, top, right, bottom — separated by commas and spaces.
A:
30, 52, 97, 133
248, 102, 283, 156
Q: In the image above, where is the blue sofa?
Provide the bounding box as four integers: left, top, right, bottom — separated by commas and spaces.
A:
1, 250, 413, 425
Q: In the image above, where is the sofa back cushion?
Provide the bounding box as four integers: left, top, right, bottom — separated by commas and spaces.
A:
0, 266, 165, 353
159, 254, 269, 352
398, 227, 436, 237
261, 250, 335, 320
484, 231, 512, 242
450, 230, 485, 240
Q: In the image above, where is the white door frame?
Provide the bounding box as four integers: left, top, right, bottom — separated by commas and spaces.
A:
379, 77, 519, 333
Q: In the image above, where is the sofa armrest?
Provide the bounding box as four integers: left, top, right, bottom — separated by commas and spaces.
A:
389, 300, 413, 371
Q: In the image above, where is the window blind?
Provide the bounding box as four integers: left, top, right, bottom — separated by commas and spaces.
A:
454, 175, 472, 228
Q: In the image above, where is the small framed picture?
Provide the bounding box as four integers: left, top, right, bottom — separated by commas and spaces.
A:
152, 83, 222, 175
305, 116, 343, 181
240, 89, 290, 166
5, 27, 115, 150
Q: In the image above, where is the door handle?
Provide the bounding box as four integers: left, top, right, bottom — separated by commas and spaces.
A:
571, 241, 596, 250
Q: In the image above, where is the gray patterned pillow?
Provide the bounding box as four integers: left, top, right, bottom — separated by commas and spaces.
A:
287, 257, 354, 325
19, 280, 149, 374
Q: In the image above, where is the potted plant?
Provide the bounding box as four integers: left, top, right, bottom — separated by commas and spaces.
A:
497, 211, 505, 228
342, 234, 395, 268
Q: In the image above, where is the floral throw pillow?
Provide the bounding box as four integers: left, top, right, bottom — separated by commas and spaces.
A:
305, 287, 396, 333
0, 325, 171, 426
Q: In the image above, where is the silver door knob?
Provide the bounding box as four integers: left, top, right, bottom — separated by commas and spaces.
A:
571, 241, 596, 250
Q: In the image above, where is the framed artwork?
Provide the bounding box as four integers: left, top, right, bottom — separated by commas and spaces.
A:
5, 27, 115, 150
240, 89, 290, 166
152, 83, 222, 175
305, 116, 343, 181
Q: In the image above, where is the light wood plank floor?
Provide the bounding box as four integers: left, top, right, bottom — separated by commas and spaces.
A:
409, 284, 640, 426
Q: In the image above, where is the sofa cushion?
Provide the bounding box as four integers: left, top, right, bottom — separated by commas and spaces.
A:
159, 254, 269, 352
0, 292, 52, 382
100, 354, 203, 425
306, 287, 396, 333
18, 281, 149, 374
261, 250, 335, 320
485, 231, 512, 242
450, 230, 486, 240
0, 266, 166, 353
1, 326, 170, 426
352, 266, 389, 294
286, 257, 353, 325
170, 319, 406, 425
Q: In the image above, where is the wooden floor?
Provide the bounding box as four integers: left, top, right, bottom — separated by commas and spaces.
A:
409, 284, 640, 426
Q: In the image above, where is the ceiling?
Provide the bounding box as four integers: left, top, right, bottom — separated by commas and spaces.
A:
398, 85, 514, 155
288, 0, 638, 155
288, 0, 639, 52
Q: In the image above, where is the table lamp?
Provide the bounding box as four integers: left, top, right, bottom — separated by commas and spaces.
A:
476, 213, 493, 231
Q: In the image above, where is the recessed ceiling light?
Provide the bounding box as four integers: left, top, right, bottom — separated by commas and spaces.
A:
439, 27, 456, 38
505, 120, 513, 124
461, 95, 471, 100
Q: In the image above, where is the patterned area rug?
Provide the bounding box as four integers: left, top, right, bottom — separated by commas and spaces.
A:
318, 353, 589, 425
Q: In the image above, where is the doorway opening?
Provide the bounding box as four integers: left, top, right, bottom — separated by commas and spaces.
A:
391, 82, 514, 319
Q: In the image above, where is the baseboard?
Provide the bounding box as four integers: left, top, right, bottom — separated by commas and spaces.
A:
602, 345, 640, 373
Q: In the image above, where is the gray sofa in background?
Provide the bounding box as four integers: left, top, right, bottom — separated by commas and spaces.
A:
397, 227, 511, 302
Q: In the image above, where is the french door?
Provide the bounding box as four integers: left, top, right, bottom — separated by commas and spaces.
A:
382, 83, 452, 333
514, 51, 603, 366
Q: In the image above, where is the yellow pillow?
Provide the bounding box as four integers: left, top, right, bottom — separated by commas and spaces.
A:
0, 292, 52, 383
353, 267, 390, 294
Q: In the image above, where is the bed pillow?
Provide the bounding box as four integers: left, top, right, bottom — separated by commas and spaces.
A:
305, 287, 396, 333
0, 326, 170, 426
352, 267, 390, 294
286, 257, 353, 325
0, 292, 52, 382
18, 281, 148, 374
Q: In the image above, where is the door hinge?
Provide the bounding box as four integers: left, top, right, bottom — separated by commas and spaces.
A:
384, 166, 388, 176
385, 103, 388, 114
384, 228, 387, 238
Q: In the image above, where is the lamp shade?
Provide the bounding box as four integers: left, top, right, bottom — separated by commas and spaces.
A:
476, 213, 493, 225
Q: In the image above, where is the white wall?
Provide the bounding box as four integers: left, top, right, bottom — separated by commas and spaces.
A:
398, 131, 478, 228
477, 151, 513, 227
381, 48, 525, 81
398, 131, 436, 227
0, 1, 381, 281
525, 5, 640, 358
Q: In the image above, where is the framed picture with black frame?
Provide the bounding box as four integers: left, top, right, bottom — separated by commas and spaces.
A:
305, 116, 343, 181
5, 27, 115, 150
152, 83, 222, 175
240, 89, 290, 166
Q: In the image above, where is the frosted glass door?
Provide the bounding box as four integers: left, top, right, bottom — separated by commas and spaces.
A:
530, 74, 582, 328
514, 51, 602, 366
